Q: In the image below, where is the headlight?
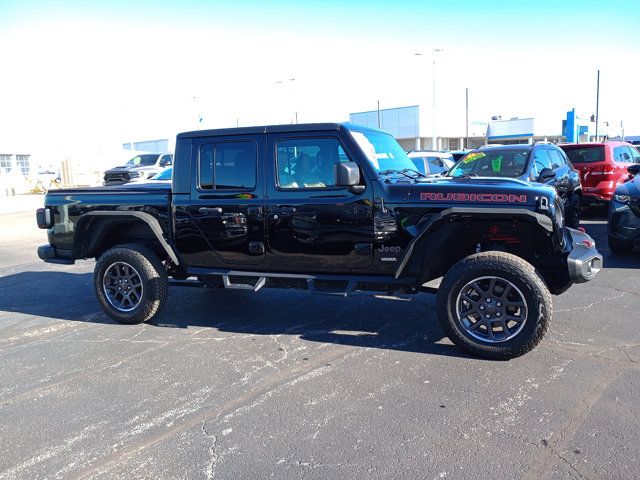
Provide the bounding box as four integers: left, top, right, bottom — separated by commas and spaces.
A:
130, 171, 143, 178
614, 194, 632, 203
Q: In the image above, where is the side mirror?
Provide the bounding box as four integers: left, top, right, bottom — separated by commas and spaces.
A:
335, 162, 364, 193
627, 164, 640, 176
538, 168, 556, 182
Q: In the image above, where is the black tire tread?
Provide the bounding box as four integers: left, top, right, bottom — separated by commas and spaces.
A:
608, 236, 634, 255
566, 194, 581, 229
436, 251, 552, 360
94, 244, 168, 324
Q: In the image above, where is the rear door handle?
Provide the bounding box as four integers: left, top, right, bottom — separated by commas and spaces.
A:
199, 207, 223, 215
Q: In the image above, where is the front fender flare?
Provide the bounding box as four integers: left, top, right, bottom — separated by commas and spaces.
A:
394, 207, 554, 279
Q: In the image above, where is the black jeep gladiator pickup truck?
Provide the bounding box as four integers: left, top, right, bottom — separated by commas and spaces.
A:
36, 123, 602, 359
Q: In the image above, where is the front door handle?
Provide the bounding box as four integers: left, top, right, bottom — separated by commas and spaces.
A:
199, 207, 223, 215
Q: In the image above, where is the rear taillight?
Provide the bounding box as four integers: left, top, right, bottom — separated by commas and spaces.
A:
36, 208, 53, 229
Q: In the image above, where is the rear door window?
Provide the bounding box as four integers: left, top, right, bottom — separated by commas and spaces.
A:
613, 146, 631, 163
198, 141, 257, 190
427, 157, 449, 174
629, 146, 640, 164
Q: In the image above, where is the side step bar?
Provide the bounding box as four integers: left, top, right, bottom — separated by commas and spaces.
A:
222, 275, 267, 291
182, 268, 418, 298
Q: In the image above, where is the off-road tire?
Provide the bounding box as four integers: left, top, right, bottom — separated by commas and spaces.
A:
566, 194, 581, 229
608, 236, 634, 255
94, 244, 168, 324
436, 251, 552, 360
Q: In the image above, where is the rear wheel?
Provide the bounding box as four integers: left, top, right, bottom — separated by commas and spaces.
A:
436, 251, 552, 359
94, 244, 168, 324
608, 236, 634, 255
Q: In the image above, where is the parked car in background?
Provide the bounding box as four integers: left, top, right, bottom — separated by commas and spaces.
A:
447, 143, 582, 227
559, 142, 640, 205
407, 151, 454, 176
608, 164, 640, 254
448, 150, 471, 162
103, 153, 173, 185
148, 167, 172, 181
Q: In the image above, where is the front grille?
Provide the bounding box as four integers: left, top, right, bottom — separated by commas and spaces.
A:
104, 172, 131, 183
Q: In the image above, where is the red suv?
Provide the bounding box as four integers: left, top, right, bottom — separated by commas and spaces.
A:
559, 142, 640, 204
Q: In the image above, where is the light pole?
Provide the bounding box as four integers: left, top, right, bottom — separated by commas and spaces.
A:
414, 49, 443, 150
595, 70, 600, 142
432, 48, 443, 150
275, 78, 296, 124
465, 88, 469, 150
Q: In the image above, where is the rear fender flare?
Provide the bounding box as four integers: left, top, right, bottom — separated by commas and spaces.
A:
79, 211, 180, 265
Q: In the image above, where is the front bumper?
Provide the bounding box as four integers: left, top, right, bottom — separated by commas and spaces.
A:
565, 228, 603, 283
37, 244, 75, 265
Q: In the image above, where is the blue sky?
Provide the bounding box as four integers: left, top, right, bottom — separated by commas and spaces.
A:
0, 0, 639, 161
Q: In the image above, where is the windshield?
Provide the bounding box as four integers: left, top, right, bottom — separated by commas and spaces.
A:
150, 167, 172, 180
561, 146, 604, 164
349, 130, 416, 173
126, 154, 160, 166
448, 149, 530, 178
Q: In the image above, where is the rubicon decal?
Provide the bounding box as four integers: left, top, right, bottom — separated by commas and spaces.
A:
420, 192, 527, 203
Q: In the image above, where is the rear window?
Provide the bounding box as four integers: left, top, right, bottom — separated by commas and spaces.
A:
562, 146, 605, 164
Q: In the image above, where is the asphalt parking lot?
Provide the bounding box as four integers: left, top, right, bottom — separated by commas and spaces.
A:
1, 202, 639, 480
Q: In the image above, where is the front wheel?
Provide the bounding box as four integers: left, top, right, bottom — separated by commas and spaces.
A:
608, 236, 634, 255
566, 194, 581, 229
94, 244, 169, 324
436, 251, 552, 359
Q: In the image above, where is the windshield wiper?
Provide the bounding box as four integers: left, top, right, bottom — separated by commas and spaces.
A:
451, 173, 479, 179
378, 169, 416, 180
379, 168, 426, 180
400, 168, 427, 178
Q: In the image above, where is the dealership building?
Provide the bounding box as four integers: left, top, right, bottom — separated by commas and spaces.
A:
349, 105, 612, 151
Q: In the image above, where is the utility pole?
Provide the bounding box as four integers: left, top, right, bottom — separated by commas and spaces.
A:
595, 69, 600, 142
465, 88, 469, 150
432, 48, 443, 150
377, 100, 381, 129
621, 120, 624, 141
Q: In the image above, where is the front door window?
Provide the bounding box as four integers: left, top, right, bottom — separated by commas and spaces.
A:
276, 138, 349, 189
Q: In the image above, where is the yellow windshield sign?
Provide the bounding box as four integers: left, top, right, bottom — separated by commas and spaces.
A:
463, 152, 486, 163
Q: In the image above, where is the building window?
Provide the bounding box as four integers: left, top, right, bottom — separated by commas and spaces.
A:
0, 154, 12, 174
448, 138, 460, 150
15, 155, 30, 175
